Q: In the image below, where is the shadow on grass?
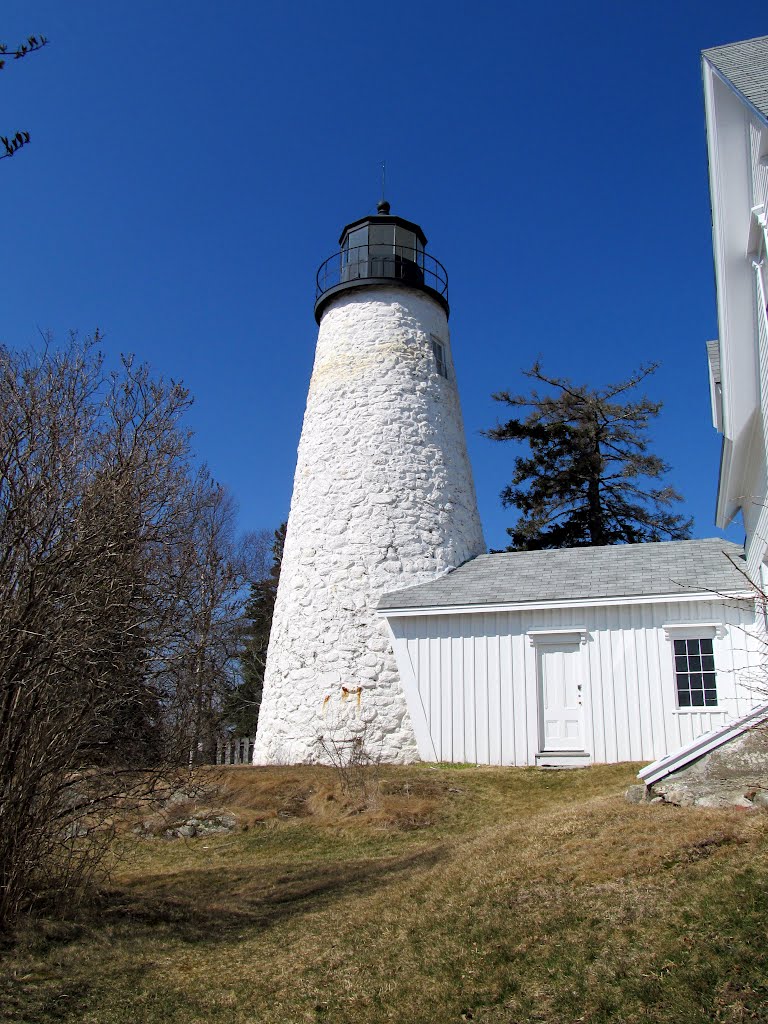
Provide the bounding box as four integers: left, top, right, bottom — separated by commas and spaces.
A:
1, 846, 446, 1022
97, 845, 446, 944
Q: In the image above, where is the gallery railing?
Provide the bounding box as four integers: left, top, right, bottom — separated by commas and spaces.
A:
315, 244, 449, 304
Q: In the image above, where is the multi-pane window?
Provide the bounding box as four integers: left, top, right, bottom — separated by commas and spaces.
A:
431, 336, 447, 378
673, 637, 717, 707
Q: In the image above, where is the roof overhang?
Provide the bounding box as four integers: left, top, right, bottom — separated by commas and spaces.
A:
338, 214, 428, 248
705, 57, 768, 131
703, 54, 763, 525
715, 415, 763, 528
378, 589, 753, 619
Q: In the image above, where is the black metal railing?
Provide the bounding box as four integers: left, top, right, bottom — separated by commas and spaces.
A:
315, 244, 448, 303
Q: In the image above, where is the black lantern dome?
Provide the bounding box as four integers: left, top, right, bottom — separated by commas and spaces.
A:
314, 201, 449, 323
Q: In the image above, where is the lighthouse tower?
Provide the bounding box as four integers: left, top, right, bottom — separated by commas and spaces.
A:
253, 201, 485, 764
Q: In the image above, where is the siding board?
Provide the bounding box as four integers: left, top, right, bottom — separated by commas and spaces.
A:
439, 619, 451, 762
588, 613, 606, 762
486, 619, 501, 765
499, 628, 514, 764
475, 621, 489, 764
511, 628, 527, 765
601, 610, 619, 762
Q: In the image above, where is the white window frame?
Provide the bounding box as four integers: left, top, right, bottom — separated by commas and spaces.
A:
662, 623, 722, 711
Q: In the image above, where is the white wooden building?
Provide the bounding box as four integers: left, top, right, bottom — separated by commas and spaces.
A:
379, 539, 763, 767
703, 36, 768, 580
629, 37, 768, 793
371, 40, 768, 772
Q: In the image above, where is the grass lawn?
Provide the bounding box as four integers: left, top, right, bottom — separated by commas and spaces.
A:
1, 762, 767, 1023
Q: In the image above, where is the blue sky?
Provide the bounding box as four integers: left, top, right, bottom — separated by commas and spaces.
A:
2, 1, 765, 551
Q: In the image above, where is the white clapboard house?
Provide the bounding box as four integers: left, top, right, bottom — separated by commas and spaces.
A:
703, 36, 768, 579
378, 540, 761, 767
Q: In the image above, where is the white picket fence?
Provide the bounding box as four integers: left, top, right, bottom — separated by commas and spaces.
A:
214, 735, 255, 765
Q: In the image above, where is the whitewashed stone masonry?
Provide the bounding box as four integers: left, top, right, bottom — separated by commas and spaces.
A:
253, 287, 485, 764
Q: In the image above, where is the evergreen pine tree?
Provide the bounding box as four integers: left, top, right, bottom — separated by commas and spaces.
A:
226, 523, 286, 734
485, 363, 693, 550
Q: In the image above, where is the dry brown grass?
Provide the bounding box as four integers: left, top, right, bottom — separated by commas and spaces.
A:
211, 764, 445, 830
2, 763, 767, 1024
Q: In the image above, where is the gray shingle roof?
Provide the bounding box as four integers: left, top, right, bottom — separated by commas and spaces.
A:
378, 539, 749, 611
703, 35, 768, 124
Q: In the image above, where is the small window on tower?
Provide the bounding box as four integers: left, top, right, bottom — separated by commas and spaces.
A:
431, 336, 448, 379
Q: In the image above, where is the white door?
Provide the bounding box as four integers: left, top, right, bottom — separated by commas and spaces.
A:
538, 643, 584, 751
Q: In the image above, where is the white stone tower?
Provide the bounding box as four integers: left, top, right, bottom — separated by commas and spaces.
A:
253, 201, 485, 764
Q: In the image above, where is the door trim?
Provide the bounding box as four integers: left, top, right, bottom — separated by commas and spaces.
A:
535, 638, 586, 754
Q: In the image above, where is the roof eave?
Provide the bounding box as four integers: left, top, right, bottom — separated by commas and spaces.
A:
715, 435, 737, 528
378, 589, 754, 618
703, 55, 768, 130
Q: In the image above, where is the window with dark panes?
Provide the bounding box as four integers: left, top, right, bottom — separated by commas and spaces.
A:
431, 336, 448, 378
673, 637, 717, 707
396, 228, 416, 260
369, 224, 394, 258
343, 227, 369, 281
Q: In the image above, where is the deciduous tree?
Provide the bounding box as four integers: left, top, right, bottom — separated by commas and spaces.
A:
0, 334, 256, 927
162, 476, 271, 763
0, 34, 48, 161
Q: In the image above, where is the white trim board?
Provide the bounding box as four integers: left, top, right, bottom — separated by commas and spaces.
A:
378, 590, 753, 619
527, 627, 588, 646
662, 622, 726, 640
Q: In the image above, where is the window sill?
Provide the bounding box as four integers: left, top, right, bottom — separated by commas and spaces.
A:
672, 707, 721, 714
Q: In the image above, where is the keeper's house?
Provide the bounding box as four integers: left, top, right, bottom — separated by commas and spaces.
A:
703, 35, 768, 579
378, 539, 762, 767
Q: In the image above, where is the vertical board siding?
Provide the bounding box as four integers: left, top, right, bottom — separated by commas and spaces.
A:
499, 630, 514, 765
511, 625, 527, 765
633, 607, 654, 759
523, 627, 539, 764
750, 121, 768, 212
586, 610, 606, 762
618, 606, 635, 759
466, 614, 479, 761
749, 243, 768, 578
389, 597, 762, 766
441, 619, 455, 763
644, 601, 668, 759
487, 618, 502, 765
598, 608, 619, 762
476, 619, 489, 763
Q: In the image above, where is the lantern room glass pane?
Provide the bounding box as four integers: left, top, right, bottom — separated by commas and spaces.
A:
395, 228, 416, 259
343, 227, 369, 281
369, 224, 394, 259
348, 227, 368, 253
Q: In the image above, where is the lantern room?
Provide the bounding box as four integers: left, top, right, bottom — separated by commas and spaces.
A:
314, 200, 449, 323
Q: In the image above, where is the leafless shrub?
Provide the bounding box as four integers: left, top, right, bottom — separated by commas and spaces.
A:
316, 726, 383, 810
